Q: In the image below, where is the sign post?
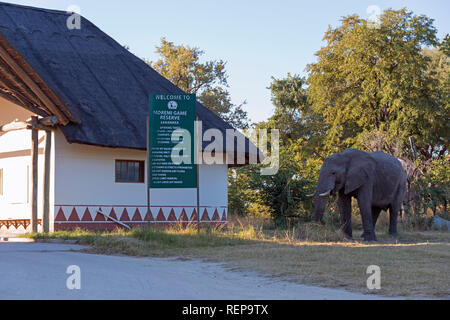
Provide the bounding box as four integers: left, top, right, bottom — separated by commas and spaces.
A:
195, 115, 200, 233
148, 94, 198, 226
146, 115, 150, 227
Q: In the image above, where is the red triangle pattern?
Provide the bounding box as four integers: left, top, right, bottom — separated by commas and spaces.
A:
212, 209, 220, 221
68, 208, 80, 221
81, 208, 93, 221
109, 208, 118, 220
221, 209, 227, 221
55, 206, 228, 225
167, 209, 177, 221
156, 208, 166, 221
144, 209, 154, 221
132, 209, 142, 221
201, 208, 210, 221
179, 209, 189, 221
55, 208, 66, 222
94, 208, 106, 221
190, 209, 198, 221
120, 208, 130, 221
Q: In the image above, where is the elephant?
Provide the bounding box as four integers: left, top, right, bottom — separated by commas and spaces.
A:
310, 149, 407, 241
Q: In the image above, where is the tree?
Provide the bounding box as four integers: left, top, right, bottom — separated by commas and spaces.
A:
307, 9, 444, 158
419, 47, 450, 159
150, 38, 250, 129
262, 74, 326, 159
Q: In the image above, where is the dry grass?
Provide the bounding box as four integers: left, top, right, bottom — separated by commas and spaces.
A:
190, 237, 449, 298
24, 216, 450, 298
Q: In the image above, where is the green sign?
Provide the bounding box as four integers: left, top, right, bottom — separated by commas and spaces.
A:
149, 94, 197, 188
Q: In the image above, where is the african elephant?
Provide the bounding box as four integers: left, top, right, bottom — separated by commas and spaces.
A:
310, 149, 406, 241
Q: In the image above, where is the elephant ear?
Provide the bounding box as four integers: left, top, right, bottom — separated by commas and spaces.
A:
344, 159, 375, 195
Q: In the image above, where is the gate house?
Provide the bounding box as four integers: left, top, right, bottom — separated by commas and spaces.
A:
0, 3, 261, 233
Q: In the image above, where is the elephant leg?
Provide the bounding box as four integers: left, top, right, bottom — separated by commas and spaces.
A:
356, 186, 377, 241
338, 192, 352, 239
372, 207, 382, 228
361, 207, 382, 237
388, 205, 399, 237
389, 184, 403, 237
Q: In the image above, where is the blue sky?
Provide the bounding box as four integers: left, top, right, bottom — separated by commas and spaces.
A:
6, 0, 450, 123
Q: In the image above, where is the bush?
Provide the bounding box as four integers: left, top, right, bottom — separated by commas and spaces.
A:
401, 214, 434, 231
406, 158, 449, 217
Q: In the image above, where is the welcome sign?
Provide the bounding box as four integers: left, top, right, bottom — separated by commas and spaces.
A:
149, 94, 197, 188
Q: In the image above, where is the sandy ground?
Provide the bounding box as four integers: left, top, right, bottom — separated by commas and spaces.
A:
0, 241, 399, 300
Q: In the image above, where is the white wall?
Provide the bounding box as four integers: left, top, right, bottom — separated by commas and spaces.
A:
53, 130, 228, 221
0, 129, 53, 220
54, 130, 147, 206
0, 132, 31, 220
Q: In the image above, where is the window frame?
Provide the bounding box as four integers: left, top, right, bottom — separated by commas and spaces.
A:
115, 159, 145, 184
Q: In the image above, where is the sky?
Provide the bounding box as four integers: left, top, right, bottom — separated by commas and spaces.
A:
4, 0, 450, 124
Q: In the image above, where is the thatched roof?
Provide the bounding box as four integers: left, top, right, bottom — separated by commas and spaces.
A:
0, 2, 261, 163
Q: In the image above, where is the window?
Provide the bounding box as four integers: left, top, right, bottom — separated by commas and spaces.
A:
0, 168, 3, 195
115, 160, 145, 183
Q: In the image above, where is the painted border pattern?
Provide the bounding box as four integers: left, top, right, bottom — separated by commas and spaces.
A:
53, 205, 228, 231
0, 219, 42, 230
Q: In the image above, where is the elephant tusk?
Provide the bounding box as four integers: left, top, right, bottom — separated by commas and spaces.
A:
319, 190, 331, 197
306, 193, 315, 197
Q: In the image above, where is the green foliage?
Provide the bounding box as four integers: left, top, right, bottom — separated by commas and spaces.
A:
440, 34, 450, 56
242, 142, 317, 227
410, 158, 449, 216
266, 75, 316, 142
150, 38, 250, 129
306, 9, 443, 157
228, 168, 256, 216
261, 74, 326, 158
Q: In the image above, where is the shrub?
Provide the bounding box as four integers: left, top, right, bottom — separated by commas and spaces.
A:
401, 214, 434, 231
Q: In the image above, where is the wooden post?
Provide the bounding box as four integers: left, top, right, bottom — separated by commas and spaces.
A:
42, 130, 51, 233
30, 116, 38, 233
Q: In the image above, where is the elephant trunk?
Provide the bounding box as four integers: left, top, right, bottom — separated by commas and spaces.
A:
313, 171, 335, 224
314, 195, 328, 224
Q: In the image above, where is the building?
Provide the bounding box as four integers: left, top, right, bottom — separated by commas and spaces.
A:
0, 2, 260, 233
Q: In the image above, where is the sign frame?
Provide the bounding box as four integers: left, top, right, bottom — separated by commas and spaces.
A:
148, 93, 197, 189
